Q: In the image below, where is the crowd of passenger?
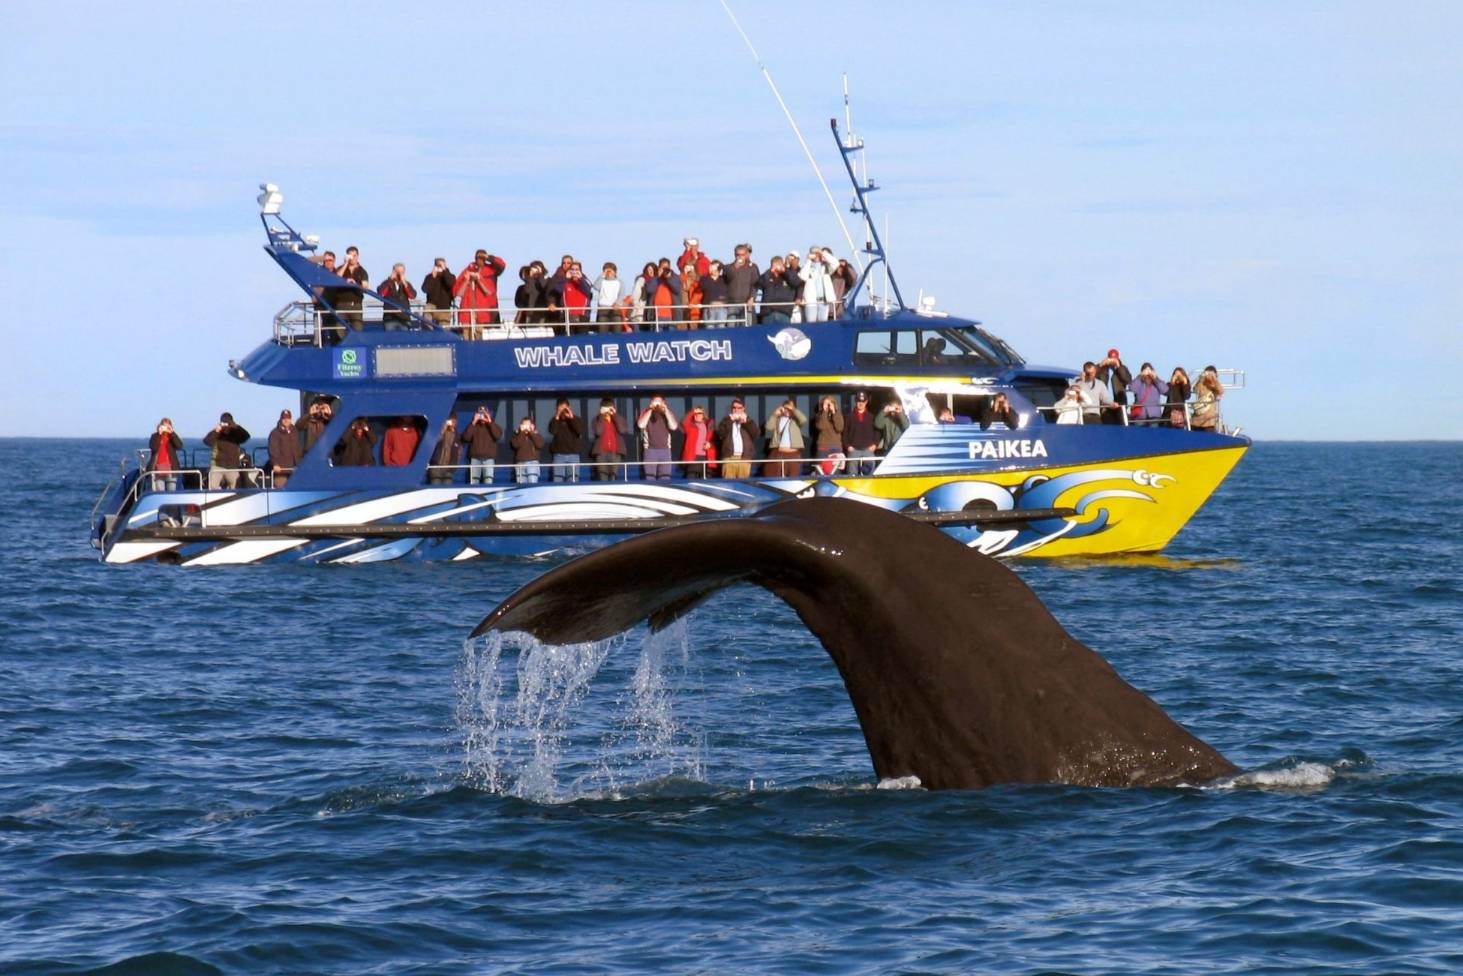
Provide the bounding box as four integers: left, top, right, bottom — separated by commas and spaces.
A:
307, 238, 860, 341
143, 389, 937, 490
145, 352, 1227, 493
1053, 348, 1226, 432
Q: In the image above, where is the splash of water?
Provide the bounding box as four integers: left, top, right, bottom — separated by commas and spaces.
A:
455, 622, 706, 802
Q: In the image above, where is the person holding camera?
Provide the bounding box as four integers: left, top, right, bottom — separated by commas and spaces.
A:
979, 393, 1020, 431
336, 246, 369, 333
267, 409, 302, 486
202, 411, 252, 489
461, 406, 503, 484
1191, 366, 1225, 432
1127, 363, 1170, 425
428, 416, 460, 485
548, 398, 583, 482
756, 256, 798, 325
636, 395, 680, 481
300, 396, 334, 453
1074, 361, 1115, 424
553, 262, 593, 335
1054, 386, 1084, 424
421, 258, 455, 327
510, 417, 545, 483
1095, 348, 1132, 424
378, 263, 416, 331
842, 391, 879, 476
874, 399, 909, 453
1165, 367, 1192, 428
453, 249, 506, 339
147, 417, 184, 491
680, 405, 716, 477
813, 395, 845, 475
335, 417, 376, 468
716, 398, 760, 479
723, 244, 760, 327
591, 398, 630, 481
763, 397, 808, 477
799, 247, 837, 323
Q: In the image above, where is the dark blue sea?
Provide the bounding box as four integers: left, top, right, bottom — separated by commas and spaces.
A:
3, 440, 1460, 975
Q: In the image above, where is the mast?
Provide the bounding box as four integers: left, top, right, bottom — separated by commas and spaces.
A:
831, 119, 906, 312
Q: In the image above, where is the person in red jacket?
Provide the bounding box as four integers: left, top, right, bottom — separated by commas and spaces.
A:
555, 262, 593, 335
382, 416, 420, 467
453, 249, 506, 339
680, 404, 717, 478
677, 236, 711, 276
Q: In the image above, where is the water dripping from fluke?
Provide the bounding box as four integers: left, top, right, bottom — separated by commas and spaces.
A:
453, 621, 707, 803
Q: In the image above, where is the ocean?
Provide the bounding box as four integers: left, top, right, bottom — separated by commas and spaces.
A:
3, 439, 1460, 975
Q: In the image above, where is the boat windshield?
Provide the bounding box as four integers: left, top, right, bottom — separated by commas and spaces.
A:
936, 324, 1024, 367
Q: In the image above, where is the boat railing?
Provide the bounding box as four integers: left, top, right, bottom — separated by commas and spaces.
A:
1033, 401, 1238, 434
274, 300, 819, 346
419, 451, 872, 485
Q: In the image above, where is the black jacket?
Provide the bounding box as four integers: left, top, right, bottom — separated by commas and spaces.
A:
1097, 362, 1133, 405
336, 428, 376, 466
716, 415, 761, 457
548, 414, 583, 454
700, 276, 729, 304
421, 268, 455, 307
757, 269, 798, 306
461, 417, 503, 460
202, 423, 250, 468
724, 261, 760, 303
147, 431, 184, 471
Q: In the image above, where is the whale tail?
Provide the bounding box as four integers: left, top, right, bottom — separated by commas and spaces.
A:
473, 497, 1237, 790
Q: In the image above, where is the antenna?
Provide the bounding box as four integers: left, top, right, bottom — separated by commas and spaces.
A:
831, 118, 906, 312
719, 0, 863, 272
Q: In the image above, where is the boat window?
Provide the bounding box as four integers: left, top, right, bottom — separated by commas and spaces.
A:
1013, 378, 1068, 411
892, 330, 920, 365
854, 330, 893, 366
330, 415, 427, 467
922, 327, 1005, 367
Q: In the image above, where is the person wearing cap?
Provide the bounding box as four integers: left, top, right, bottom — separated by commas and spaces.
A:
1095, 348, 1133, 423
678, 237, 710, 277
842, 391, 879, 475
453, 249, 506, 339
267, 408, 302, 487
203, 412, 251, 489
716, 398, 760, 479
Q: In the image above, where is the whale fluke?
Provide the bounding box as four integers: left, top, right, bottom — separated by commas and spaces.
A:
472, 497, 1237, 790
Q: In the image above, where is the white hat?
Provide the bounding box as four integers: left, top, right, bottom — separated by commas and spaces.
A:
786, 249, 800, 259
684, 236, 699, 247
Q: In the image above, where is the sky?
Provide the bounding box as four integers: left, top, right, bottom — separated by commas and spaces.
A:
2, 1, 1459, 440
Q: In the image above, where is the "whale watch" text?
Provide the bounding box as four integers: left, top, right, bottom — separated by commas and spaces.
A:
513, 339, 734, 369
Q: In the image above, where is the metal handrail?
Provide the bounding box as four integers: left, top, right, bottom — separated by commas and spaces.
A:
273, 299, 822, 345
421, 450, 875, 483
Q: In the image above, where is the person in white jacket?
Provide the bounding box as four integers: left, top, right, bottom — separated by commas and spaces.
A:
591, 262, 625, 332
1054, 386, 1085, 424
800, 246, 837, 323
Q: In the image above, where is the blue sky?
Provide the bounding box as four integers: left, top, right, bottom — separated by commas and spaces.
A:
2, 1, 1458, 440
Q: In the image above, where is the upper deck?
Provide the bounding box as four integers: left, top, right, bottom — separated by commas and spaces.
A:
236, 298, 1063, 399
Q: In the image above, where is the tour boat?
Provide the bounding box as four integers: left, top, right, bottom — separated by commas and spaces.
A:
91, 122, 1248, 565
